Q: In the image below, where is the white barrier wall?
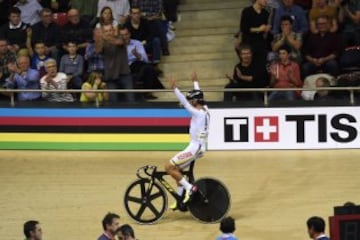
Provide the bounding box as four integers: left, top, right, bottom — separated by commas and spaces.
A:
208, 107, 360, 150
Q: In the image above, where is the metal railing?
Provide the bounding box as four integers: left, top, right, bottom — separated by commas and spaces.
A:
2, 86, 360, 107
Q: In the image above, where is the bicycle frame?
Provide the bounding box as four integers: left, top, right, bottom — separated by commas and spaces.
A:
136, 162, 196, 206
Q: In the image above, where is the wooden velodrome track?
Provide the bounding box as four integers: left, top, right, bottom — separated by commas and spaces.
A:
0, 150, 359, 240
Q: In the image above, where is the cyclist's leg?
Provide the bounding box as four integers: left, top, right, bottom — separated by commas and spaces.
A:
165, 142, 200, 207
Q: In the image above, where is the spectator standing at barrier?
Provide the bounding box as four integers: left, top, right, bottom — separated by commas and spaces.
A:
14, 0, 43, 26
216, 216, 238, 240
272, 0, 308, 35
269, 44, 302, 101
120, 27, 163, 100
97, 0, 130, 25
224, 45, 269, 102
306, 216, 330, 240
40, 58, 74, 102
3, 55, 41, 101
0, 7, 30, 52
31, 8, 61, 61
238, 0, 272, 67
116, 224, 138, 240
99, 24, 134, 102
97, 212, 121, 240
302, 15, 340, 78
24, 220, 43, 240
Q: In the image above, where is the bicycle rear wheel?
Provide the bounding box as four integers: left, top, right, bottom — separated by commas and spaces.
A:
123, 178, 168, 224
187, 177, 231, 223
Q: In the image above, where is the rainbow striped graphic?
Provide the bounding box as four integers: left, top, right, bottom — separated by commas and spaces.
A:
0, 108, 190, 150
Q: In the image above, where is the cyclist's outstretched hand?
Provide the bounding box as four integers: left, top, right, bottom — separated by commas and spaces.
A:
191, 71, 198, 82
168, 76, 177, 89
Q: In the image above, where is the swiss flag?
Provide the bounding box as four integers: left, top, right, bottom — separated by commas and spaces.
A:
254, 117, 279, 142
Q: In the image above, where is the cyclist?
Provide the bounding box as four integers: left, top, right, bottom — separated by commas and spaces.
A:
165, 72, 210, 209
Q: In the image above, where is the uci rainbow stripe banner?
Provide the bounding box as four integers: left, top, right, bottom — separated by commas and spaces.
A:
0, 108, 190, 150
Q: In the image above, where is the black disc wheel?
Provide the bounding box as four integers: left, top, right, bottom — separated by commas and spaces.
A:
187, 177, 231, 223
123, 178, 168, 224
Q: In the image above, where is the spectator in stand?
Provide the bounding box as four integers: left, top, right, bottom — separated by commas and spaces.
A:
59, 41, 84, 91
136, 0, 170, 56
224, 45, 269, 102
99, 24, 134, 102
269, 45, 302, 101
31, 8, 61, 61
124, 7, 162, 65
271, 15, 302, 63
302, 15, 340, 78
96, 7, 119, 36
23, 220, 43, 240
338, 0, 360, 48
40, 58, 74, 102
306, 216, 330, 240
97, 0, 130, 25
85, 28, 105, 75
38, 0, 70, 13
80, 72, 109, 103
116, 224, 137, 240
2, 55, 41, 101
0, 38, 17, 85
313, 76, 335, 101
61, 8, 93, 56
97, 212, 121, 240
239, 0, 272, 68
272, 0, 308, 35
120, 27, 163, 100
14, 0, 43, 26
28, 41, 51, 79
301, 73, 335, 100
309, 0, 339, 34
0, 7, 30, 52
70, 0, 98, 26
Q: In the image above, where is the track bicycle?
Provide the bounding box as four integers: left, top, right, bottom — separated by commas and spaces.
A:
123, 161, 231, 224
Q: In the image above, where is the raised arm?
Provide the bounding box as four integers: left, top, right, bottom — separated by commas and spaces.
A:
169, 76, 200, 115
191, 71, 200, 90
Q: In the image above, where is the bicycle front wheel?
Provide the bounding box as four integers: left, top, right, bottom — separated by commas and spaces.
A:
123, 178, 168, 224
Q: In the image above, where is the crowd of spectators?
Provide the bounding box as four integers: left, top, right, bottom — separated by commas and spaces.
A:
0, 0, 179, 103
229, 0, 360, 102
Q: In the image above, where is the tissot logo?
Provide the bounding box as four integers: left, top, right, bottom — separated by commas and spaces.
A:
254, 117, 279, 142
224, 117, 279, 142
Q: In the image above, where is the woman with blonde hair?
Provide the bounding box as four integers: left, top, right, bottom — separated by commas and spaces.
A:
80, 72, 109, 102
